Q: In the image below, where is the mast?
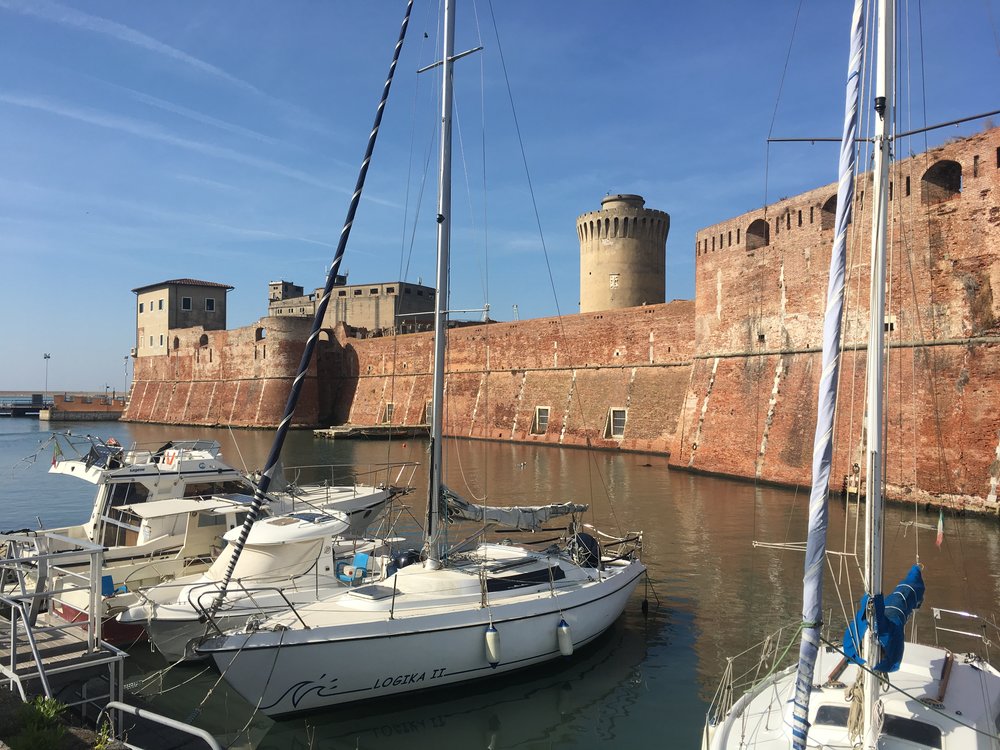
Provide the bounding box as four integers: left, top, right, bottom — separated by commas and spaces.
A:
424, 0, 456, 568
788, 1, 865, 746
863, 0, 893, 745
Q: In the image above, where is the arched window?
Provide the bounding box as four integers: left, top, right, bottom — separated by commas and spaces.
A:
199, 334, 209, 347
821, 195, 837, 230
172, 336, 180, 350
746, 219, 770, 250
255, 327, 266, 341
921, 160, 962, 205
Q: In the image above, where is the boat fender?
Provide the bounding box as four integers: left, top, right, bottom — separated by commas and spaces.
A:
485, 624, 501, 668
557, 618, 573, 657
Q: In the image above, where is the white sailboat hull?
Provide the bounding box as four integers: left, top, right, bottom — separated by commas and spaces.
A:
200, 557, 645, 716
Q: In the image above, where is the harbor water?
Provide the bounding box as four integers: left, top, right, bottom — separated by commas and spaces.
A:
2, 417, 998, 748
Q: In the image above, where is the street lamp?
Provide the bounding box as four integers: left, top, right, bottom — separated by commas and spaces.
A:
123, 355, 129, 393
43, 353, 50, 394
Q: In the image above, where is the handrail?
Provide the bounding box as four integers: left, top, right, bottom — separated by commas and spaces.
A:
105, 701, 221, 750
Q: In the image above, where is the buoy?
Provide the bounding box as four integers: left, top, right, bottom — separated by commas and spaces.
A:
485, 624, 501, 668
557, 618, 573, 656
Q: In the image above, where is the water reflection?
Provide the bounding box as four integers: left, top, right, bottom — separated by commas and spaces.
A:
1, 419, 997, 747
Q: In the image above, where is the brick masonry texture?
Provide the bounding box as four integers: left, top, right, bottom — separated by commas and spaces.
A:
125, 127, 1000, 510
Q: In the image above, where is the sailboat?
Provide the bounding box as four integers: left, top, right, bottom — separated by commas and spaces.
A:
704, 1, 1000, 748
195, 0, 645, 716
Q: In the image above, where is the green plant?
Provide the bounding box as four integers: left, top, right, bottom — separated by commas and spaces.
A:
28, 696, 66, 725
94, 719, 114, 750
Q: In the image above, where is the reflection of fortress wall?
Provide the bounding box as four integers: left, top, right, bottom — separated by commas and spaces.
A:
124, 317, 324, 427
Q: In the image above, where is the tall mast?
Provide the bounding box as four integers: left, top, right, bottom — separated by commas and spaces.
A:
425, 0, 456, 568
863, 0, 893, 745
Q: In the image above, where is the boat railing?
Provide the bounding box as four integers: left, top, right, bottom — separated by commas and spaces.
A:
282, 460, 419, 494
704, 618, 828, 729
190, 584, 309, 635
930, 607, 999, 663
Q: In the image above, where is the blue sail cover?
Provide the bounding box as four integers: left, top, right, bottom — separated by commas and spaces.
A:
843, 564, 925, 672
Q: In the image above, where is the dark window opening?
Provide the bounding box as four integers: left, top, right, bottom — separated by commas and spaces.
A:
821, 195, 837, 230
921, 160, 962, 205
746, 219, 770, 251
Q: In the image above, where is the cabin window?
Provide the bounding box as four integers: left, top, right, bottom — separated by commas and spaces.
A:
382, 402, 394, 424
183, 480, 250, 498
205, 298, 216, 312
198, 513, 227, 528
605, 408, 627, 439
531, 406, 550, 435
108, 481, 150, 507
181, 297, 192, 311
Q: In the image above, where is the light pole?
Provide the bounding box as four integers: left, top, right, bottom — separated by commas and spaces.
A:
43, 353, 50, 395
123, 355, 129, 393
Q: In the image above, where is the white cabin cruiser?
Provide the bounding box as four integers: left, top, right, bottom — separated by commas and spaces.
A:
8, 436, 410, 643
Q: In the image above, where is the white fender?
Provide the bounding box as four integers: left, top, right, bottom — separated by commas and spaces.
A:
557, 618, 573, 656
485, 624, 501, 668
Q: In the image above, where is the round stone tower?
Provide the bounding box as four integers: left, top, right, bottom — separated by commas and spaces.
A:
577, 194, 669, 313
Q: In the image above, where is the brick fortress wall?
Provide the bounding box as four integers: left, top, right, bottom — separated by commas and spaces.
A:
125, 127, 1000, 509
688, 127, 1000, 509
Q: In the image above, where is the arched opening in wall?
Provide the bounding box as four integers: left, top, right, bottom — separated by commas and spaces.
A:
745, 219, 770, 251
921, 160, 962, 205
199, 334, 209, 347
255, 327, 266, 341
318, 329, 333, 343
821, 195, 837, 230
172, 336, 179, 350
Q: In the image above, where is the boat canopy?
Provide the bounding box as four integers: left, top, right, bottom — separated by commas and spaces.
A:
843, 564, 925, 672
442, 486, 588, 531
221, 511, 348, 545
121, 495, 254, 520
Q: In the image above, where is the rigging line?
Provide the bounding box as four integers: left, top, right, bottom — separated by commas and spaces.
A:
484, 0, 561, 319
762, 0, 806, 213
210, 0, 415, 612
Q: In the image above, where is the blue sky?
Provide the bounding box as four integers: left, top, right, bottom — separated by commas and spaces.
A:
1, 0, 996, 391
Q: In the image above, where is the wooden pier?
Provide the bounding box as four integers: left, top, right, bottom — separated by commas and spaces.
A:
314, 424, 429, 440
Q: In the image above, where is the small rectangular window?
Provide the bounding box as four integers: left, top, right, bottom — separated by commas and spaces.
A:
338, 290, 347, 297
417, 290, 424, 296
797, 210, 802, 227
531, 406, 550, 435
370, 287, 379, 295
149, 336, 153, 346
205, 297, 216, 312
181, 297, 192, 311
609, 273, 620, 289
139, 302, 144, 313
158, 299, 164, 310
354, 289, 363, 296
973, 155, 979, 177
604, 408, 627, 439
905, 176, 911, 196
382, 402, 394, 424
159, 334, 164, 346
386, 286, 395, 294
727, 231, 732, 246
405, 287, 412, 294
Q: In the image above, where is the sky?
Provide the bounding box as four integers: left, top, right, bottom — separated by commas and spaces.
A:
0, 0, 997, 392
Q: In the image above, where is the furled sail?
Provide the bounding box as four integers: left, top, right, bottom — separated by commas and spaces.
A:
790, 0, 866, 746
442, 486, 588, 531
843, 564, 925, 673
